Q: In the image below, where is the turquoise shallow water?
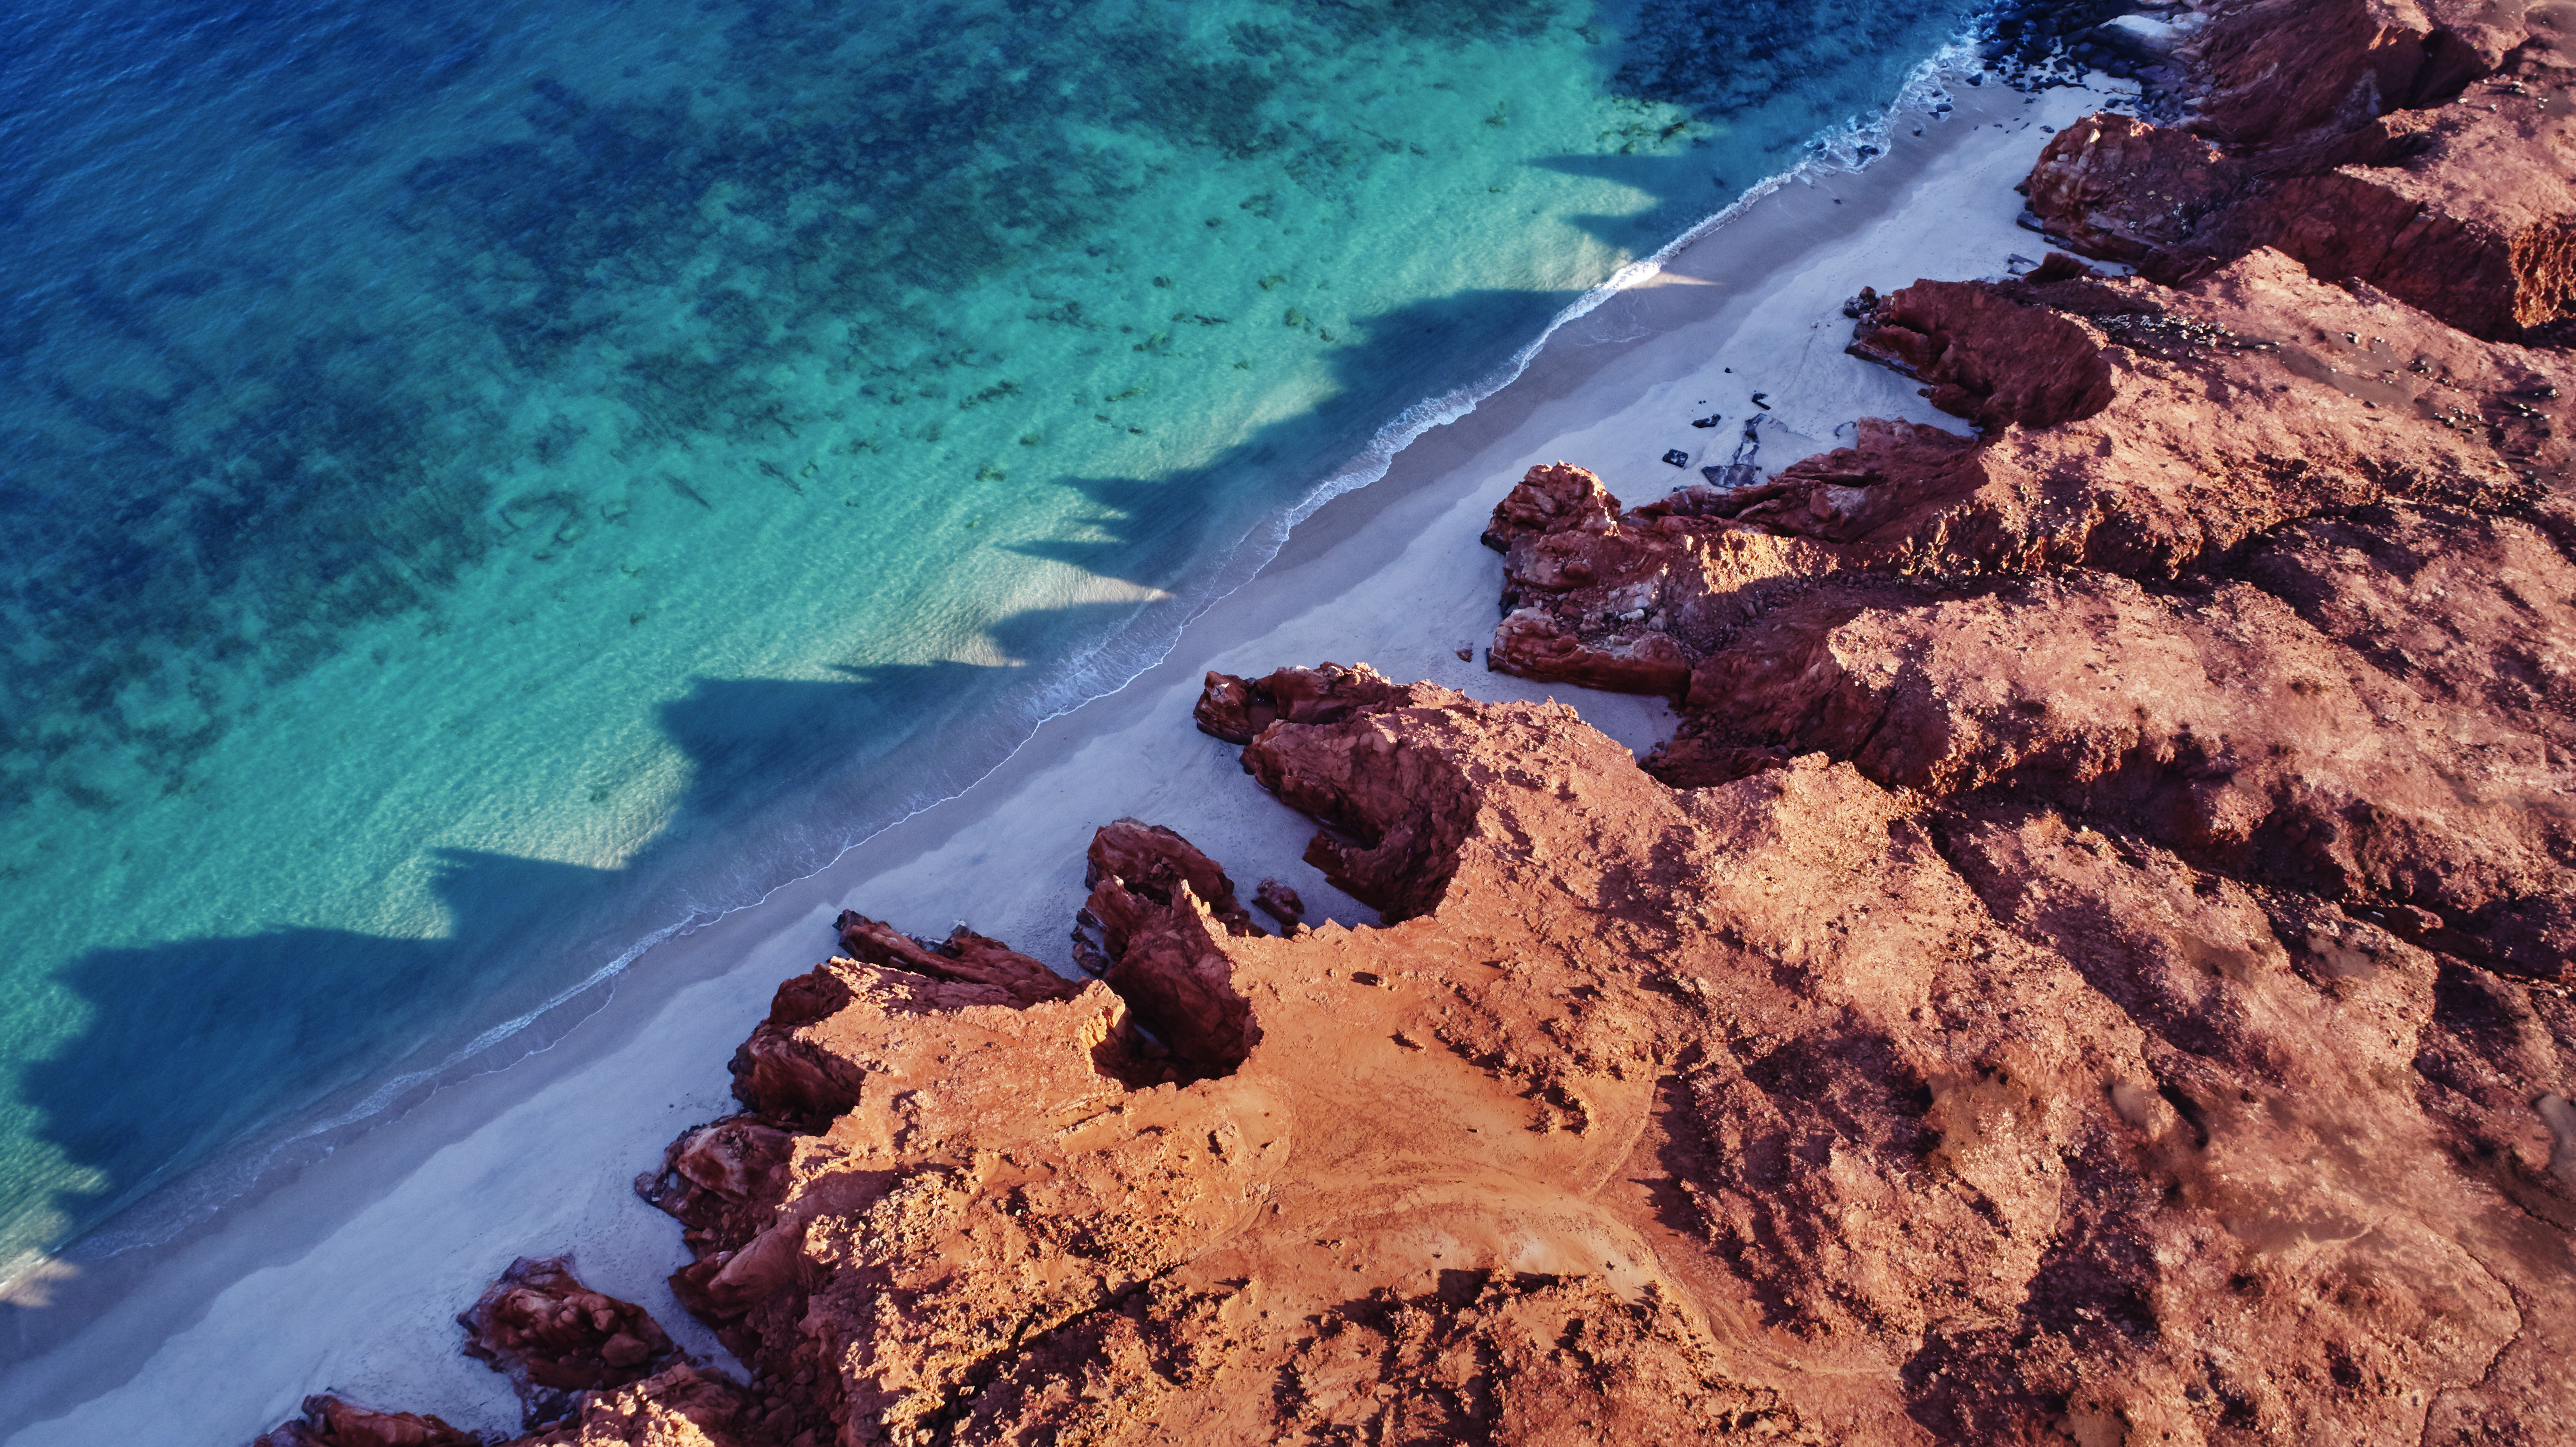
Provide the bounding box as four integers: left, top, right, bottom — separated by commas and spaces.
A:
0, 0, 1980, 1270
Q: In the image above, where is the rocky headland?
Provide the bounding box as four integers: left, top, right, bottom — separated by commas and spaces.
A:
250, 0, 2576, 1442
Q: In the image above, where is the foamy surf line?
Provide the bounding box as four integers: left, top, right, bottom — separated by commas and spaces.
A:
0, 27, 2005, 1301
1285, 36, 1989, 528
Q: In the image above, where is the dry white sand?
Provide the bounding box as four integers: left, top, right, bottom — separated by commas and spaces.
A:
0, 71, 2127, 1445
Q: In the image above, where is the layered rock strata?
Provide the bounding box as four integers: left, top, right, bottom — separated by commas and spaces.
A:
2022, 0, 2576, 340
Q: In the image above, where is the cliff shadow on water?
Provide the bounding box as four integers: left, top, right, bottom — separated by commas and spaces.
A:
1011, 287, 1588, 586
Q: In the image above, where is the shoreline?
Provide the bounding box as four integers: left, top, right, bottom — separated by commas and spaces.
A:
0, 68, 2130, 1444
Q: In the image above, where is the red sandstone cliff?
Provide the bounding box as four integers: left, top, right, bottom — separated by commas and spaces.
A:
242, 1, 2576, 1442
575, 664, 2573, 1444
2023, 0, 2575, 340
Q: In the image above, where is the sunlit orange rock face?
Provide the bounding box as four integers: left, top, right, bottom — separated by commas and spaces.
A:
622, 658, 2573, 1446
1484, 250, 2574, 981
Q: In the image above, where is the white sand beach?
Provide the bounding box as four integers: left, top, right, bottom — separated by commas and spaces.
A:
0, 70, 2128, 1445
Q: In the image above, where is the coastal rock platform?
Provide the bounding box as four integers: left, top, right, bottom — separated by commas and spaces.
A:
281, 654, 2574, 1443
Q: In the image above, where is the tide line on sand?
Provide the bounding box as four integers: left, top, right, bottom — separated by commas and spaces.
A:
0, 68, 2133, 1447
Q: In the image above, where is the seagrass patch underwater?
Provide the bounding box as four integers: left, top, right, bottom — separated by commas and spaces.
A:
0, 0, 1979, 1270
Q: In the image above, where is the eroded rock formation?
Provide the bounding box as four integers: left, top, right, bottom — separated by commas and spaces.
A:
609, 672, 2574, 1444
2023, 0, 2576, 340
1191, 660, 1400, 745
511, 1364, 763, 1447
251, 1397, 480, 1447
252, 1261, 759, 1447
458, 1257, 684, 1428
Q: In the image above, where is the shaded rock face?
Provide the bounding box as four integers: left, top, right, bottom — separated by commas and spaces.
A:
2019, 112, 2254, 269
2025, 15, 2576, 340
1190, 660, 1399, 745
833, 912, 1082, 1010
458, 1256, 683, 1428
2185, 0, 2523, 148
1080, 817, 1263, 1080
1845, 276, 2120, 431
251, 1397, 480, 1447
1253, 877, 1305, 925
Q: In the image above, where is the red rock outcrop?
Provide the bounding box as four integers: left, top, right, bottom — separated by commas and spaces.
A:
459, 1256, 683, 1427
2247, 73, 2576, 340
2184, 0, 2529, 148
571, 32, 2569, 1434
1253, 877, 1305, 925
2018, 113, 2254, 270
514, 1364, 762, 1447
1482, 250, 2569, 715
1657, 570, 2573, 975
1190, 661, 1398, 744
1471, 68, 2576, 979
611, 671, 2571, 1445
1078, 817, 1263, 1078
1476, 459, 1620, 552
2237, 498, 2576, 747
1844, 276, 2120, 431
252, 1267, 759, 1447
2026, 15, 2575, 340
251, 1398, 479, 1447
831, 912, 1082, 1009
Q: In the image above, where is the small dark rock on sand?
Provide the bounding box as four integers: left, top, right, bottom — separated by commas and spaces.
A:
1255, 878, 1305, 924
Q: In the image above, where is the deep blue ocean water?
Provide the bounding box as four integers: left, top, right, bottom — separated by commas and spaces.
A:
0, 0, 1981, 1271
